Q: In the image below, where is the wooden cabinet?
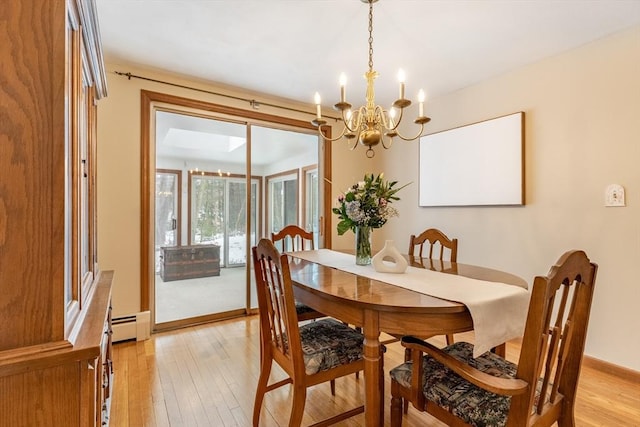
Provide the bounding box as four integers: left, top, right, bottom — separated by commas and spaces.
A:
0, 0, 110, 426
160, 245, 221, 281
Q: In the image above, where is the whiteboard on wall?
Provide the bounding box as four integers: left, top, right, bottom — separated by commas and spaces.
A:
419, 112, 524, 207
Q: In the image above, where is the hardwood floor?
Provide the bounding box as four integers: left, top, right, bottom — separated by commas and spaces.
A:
111, 315, 640, 427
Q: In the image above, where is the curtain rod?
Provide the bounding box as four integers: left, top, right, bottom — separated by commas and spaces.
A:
113, 70, 341, 121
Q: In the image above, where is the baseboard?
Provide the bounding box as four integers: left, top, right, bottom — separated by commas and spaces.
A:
583, 354, 640, 382
112, 311, 151, 342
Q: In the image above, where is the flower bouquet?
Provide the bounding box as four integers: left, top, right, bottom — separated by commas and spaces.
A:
333, 173, 408, 264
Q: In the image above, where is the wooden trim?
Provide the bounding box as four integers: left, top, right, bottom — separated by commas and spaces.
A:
321, 127, 332, 248
153, 308, 247, 333
140, 92, 152, 312
582, 354, 640, 383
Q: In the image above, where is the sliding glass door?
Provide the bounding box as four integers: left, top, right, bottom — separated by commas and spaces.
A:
150, 105, 321, 328
155, 112, 250, 325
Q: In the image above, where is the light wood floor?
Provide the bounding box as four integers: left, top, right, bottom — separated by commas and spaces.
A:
110, 315, 640, 427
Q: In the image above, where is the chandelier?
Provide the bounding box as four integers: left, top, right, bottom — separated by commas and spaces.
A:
312, 0, 430, 158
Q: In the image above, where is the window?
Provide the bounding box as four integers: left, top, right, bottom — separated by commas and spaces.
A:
267, 171, 299, 236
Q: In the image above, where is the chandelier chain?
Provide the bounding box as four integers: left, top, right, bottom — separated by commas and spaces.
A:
368, 1, 374, 72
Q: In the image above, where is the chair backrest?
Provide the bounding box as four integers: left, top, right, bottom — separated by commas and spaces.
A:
408, 228, 458, 262
271, 224, 314, 252
509, 250, 597, 425
252, 238, 303, 373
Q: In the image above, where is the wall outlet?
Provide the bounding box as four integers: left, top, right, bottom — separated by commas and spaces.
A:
605, 184, 625, 207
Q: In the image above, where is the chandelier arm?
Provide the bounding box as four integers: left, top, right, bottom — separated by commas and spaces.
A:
342, 108, 363, 134
317, 123, 351, 142
381, 133, 394, 149
393, 123, 426, 142
373, 105, 386, 129
390, 107, 405, 131
349, 128, 365, 151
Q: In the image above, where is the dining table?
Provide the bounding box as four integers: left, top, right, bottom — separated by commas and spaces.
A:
286, 249, 529, 427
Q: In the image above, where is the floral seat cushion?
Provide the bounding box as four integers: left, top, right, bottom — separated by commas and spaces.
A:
390, 341, 518, 427
295, 301, 318, 316
299, 318, 364, 375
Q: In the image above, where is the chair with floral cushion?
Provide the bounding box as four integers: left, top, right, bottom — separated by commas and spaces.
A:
389, 249, 597, 427
252, 238, 367, 426
271, 224, 325, 322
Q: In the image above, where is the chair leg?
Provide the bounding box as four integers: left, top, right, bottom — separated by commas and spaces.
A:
446, 334, 455, 346
344, 323, 361, 380
289, 383, 307, 427
330, 379, 335, 396
557, 401, 576, 427
390, 381, 404, 427
252, 357, 272, 426
379, 346, 385, 423
403, 347, 411, 414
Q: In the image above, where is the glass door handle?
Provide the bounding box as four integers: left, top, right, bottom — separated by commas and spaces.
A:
171, 218, 177, 230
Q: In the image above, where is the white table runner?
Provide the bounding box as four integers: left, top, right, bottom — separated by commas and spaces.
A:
288, 249, 530, 357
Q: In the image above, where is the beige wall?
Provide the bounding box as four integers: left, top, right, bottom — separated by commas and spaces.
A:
376, 25, 640, 371
98, 25, 639, 371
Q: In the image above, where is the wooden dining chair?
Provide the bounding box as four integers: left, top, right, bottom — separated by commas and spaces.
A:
408, 227, 458, 263
252, 239, 366, 426
389, 249, 598, 427
408, 227, 458, 345
271, 224, 326, 322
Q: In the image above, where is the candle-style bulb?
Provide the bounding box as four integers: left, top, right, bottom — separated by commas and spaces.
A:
339, 73, 347, 102
398, 69, 406, 82
314, 92, 322, 119
418, 89, 425, 117
397, 69, 406, 99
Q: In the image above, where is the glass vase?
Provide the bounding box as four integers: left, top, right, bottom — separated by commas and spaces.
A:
355, 226, 372, 265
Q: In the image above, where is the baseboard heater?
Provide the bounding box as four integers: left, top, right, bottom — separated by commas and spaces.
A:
112, 311, 151, 342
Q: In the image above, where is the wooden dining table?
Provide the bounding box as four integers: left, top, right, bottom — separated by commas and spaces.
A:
286, 251, 528, 427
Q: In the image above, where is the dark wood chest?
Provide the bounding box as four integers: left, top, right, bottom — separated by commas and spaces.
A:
160, 244, 221, 282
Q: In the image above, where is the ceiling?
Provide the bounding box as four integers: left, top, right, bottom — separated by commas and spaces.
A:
97, 0, 640, 109
95, 1, 640, 163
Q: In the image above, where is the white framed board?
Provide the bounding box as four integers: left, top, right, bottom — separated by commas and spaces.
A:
419, 112, 524, 207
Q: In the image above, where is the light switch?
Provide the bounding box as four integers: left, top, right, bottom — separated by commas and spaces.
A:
605, 184, 625, 207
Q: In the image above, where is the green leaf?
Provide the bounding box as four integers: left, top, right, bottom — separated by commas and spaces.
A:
337, 221, 352, 236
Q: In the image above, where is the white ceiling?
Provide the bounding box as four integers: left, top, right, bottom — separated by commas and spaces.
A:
96, 0, 640, 162
97, 0, 640, 107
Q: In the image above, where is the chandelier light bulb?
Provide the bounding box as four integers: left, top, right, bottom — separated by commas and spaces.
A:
314, 92, 322, 119
418, 89, 425, 117
397, 69, 406, 99
339, 73, 347, 102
